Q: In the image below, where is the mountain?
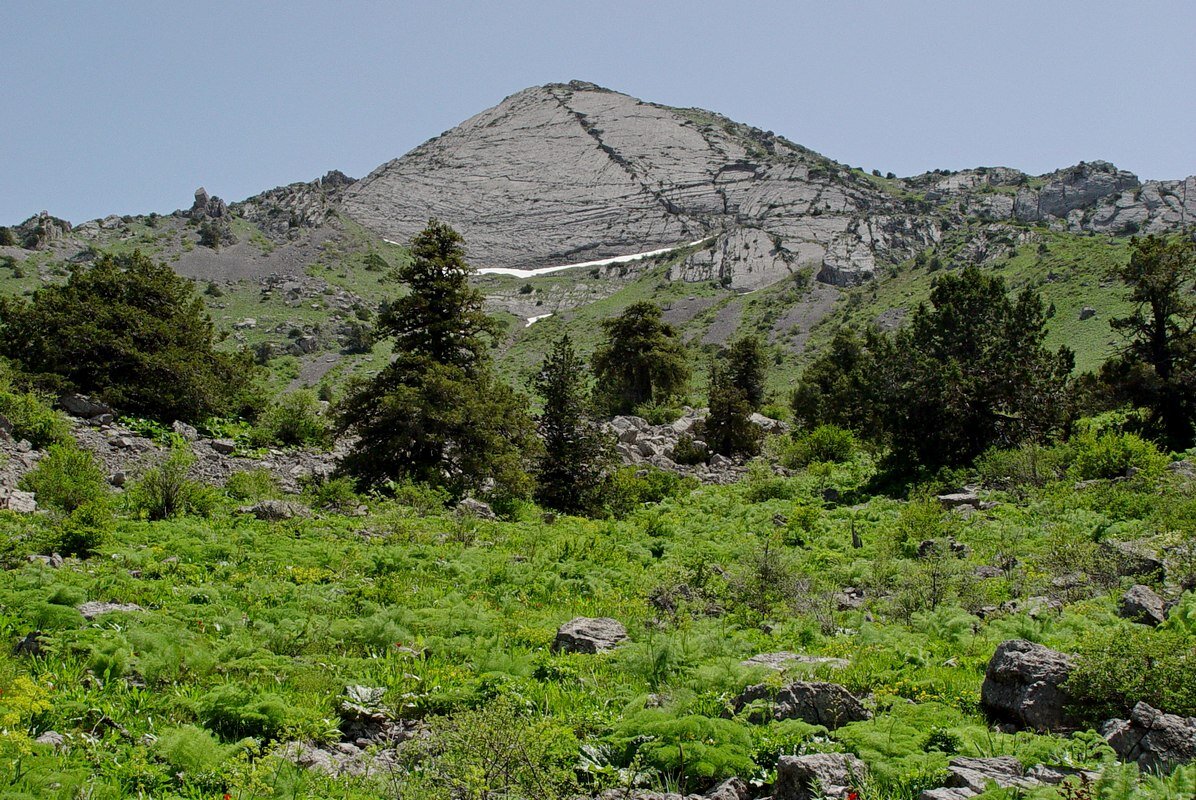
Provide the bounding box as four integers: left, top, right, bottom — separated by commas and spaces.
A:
2, 80, 1194, 392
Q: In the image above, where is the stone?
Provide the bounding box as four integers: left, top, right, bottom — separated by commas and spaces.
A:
733, 681, 870, 728
234, 317, 258, 329
980, 639, 1076, 732
1102, 701, 1196, 772
749, 412, 789, 435
14, 631, 44, 657
1119, 584, 1167, 626
940, 756, 1036, 793
1078, 306, 1097, 320
774, 752, 868, 800
0, 489, 37, 513
242, 500, 310, 521
209, 438, 237, 455
339, 685, 397, 744
59, 394, 114, 418
25, 553, 63, 568
171, 420, 199, 441
1100, 540, 1166, 581
937, 489, 981, 509
34, 731, 65, 747
77, 601, 144, 620
740, 652, 849, 671
456, 497, 496, 519
553, 617, 628, 654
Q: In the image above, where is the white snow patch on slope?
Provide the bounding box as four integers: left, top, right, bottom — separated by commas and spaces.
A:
525, 313, 553, 327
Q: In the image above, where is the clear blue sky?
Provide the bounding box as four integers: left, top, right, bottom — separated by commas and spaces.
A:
3, 1, 1193, 225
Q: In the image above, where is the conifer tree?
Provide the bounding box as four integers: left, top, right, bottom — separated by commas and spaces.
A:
725, 335, 768, 410
337, 220, 538, 497
592, 302, 689, 414
704, 358, 762, 457
532, 334, 612, 515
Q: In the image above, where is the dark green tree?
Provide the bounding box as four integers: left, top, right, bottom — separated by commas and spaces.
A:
337, 220, 538, 498
0, 250, 257, 422
791, 327, 890, 433
704, 358, 762, 457
1101, 235, 1196, 450
592, 302, 689, 414
0, 227, 16, 247
725, 335, 768, 410
532, 334, 613, 515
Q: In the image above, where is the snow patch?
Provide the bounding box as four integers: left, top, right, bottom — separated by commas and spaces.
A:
525, 313, 553, 327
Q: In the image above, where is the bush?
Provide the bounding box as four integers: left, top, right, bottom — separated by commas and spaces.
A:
600, 466, 697, 518
18, 443, 108, 513
0, 387, 70, 448
224, 469, 280, 502
974, 442, 1068, 490
1067, 429, 1167, 481
302, 474, 359, 511
152, 725, 240, 791
608, 709, 755, 792
672, 434, 708, 466
1067, 627, 1196, 722
126, 445, 218, 520
783, 424, 860, 468
633, 399, 686, 426
198, 683, 290, 741
249, 390, 330, 448
386, 479, 451, 514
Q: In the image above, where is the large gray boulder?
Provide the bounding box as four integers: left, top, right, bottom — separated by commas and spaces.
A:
1118, 584, 1168, 626
774, 752, 867, 800
980, 640, 1077, 732
553, 617, 628, 654
733, 681, 870, 728
1102, 702, 1196, 772
918, 757, 1100, 800
0, 488, 37, 514
241, 499, 310, 521
59, 394, 114, 419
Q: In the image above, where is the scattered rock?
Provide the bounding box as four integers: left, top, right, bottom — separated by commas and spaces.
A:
1119, 584, 1168, 626
1100, 540, 1166, 581
591, 778, 748, 800
209, 438, 237, 455
980, 639, 1076, 732
171, 421, 199, 441
242, 499, 310, 521
973, 565, 1004, 579
835, 586, 866, 610
14, 631, 44, 657
34, 731, 66, 748
774, 752, 868, 800
1078, 306, 1097, 321
339, 685, 401, 744
749, 412, 789, 435
733, 681, 870, 728
1102, 701, 1196, 773
59, 394, 114, 419
77, 601, 144, 620
553, 617, 628, 654
937, 488, 981, 509
0, 488, 37, 513
25, 553, 63, 568
740, 652, 849, 671
918, 755, 1099, 799
456, 497, 496, 520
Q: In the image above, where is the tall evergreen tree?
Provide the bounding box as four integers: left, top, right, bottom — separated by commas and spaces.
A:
704, 357, 762, 457
532, 334, 612, 515
1101, 235, 1196, 450
592, 302, 689, 414
337, 220, 538, 497
725, 335, 768, 410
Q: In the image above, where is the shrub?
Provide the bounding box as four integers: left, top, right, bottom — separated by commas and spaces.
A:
633, 399, 686, 426
224, 469, 280, 502
608, 709, 755, 792
18, 443, 108, 513
126, 445, 218, 520
672, 434, 708, 466
975, 442, 1068, 490
249, 390, 330, 448
0, 387, 70, 448
1066, 627, 1196, 722
152, 725, 240, 790
783, 424, 860, 468
600, 466, 697, 518
198, 683, 290, 741
386, 479, 451, 514
1067, 429, 1167, 481
302, 474, 359, 511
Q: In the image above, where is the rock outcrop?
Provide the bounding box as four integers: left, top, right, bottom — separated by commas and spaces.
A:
553, 617, 628, 654
774, 752, 867, 800
1102, 702, 1196, 772
980, 640, 1077, 732
919, 756, 1099, 800
1118, 584, 1168, 626
732, 681, 870, 728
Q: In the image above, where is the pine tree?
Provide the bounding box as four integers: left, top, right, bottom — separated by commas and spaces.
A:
592, 302, 689, 414
337, 220, 538, 497
704, 358, 762, 457
532, 334, 612, 515
1102, 235, 1196, 450
725, 335, 768, 410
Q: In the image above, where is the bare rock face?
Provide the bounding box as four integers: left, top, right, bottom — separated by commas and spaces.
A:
980, 640, 1077, 732
1119, 584, 1168, 626
344, 81, 922, 288
733, 681, 870, 728
1102, 702, 1196, 772
918, 756, 1100, 800
553, 617, 628, 654
78, 601, 144, 620
774, 752, 867, 800
0, 488, 37, 514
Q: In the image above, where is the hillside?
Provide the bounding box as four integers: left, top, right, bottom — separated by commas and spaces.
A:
1, 80, 1193, 395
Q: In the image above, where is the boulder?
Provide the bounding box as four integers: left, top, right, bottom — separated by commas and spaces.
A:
1119, 584, 1167, 626
733, 681, 870, 728
171, 421, 199, 441
25, 553, 63, 568
774, 752, 868, 800
456, 497, 496, 520
740, 652, 849, 671
1102, 702, 1196, 772
59, 394, 113, 419
77, 601, 144, 620
553, 617, 628, 654
980, 639, 1076, 732
591, 777, 748, 800
242, 499, 310, 521
749, 413, 789, 435
940, 756, 1036, 794
0, 489, 37, 514
209, 438, 237, 455
1078, 306, 1097, 320
34, 731, 66, 748
1100, 540, 1166, 581
937, 489, 981, 509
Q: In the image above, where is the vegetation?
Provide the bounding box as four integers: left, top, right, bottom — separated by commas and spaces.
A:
0, 250, 258, 422
704, 356, 762, 458
593, 302, 690, 414
337, 221, 538, 498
